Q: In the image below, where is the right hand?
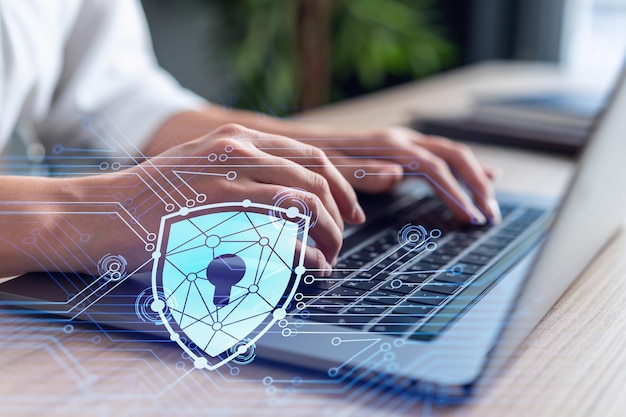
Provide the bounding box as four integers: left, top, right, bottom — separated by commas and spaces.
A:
71, 124, 365, 276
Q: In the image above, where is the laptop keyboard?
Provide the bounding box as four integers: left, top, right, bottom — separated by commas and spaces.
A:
296, 196, 547, 341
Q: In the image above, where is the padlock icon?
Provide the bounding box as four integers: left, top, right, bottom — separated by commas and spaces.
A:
150, 200, 309, 370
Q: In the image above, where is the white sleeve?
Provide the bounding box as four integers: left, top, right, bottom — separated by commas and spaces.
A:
36, 0, 207, 155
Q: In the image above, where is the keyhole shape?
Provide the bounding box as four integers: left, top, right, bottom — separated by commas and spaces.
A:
206, 254, 247, 307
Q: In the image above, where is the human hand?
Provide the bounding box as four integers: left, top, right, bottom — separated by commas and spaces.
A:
299, 126, 500, 225
72, 124, 365, 275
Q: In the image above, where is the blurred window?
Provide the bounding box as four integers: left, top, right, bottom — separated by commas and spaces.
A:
564, 0, 626, 87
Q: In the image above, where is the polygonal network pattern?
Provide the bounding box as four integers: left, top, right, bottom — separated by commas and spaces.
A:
159, 210, 299, 357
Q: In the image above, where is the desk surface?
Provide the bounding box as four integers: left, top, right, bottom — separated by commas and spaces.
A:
2, 61, 625, 417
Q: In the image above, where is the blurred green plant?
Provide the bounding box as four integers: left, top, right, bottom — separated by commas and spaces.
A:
211, 0, 456, 115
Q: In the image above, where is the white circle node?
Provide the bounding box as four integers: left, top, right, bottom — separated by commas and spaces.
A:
236, 345, 247, 355
286, 206, 299, 218
150, 299, 165, 312
248, 284, 259, 293
242, 199, 252, 207
390, 279, 402, 289
259, 237, 269, 246
354, 169, 366, 179
152, 251, 161, 260
186, 273, 198, 282
273, 308, 287, 320
294, 265, 306, 276
170, 333, 180, 341
194, 357, 208, 369
179, 207, 190, 216
212, 322, 223, 331
205, 235, 221, 248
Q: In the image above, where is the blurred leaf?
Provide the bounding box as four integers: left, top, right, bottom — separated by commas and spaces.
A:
204, 0, 456, 115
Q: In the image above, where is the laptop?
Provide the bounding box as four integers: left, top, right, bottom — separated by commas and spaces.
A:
2, 63, 626, 401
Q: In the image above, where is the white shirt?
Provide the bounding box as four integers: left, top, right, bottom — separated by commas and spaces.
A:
0, 0, 205, 156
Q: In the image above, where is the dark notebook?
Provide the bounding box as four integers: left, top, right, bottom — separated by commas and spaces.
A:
412, 91, 607, 154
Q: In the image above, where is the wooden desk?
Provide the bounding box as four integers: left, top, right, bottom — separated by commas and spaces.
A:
2, 61, 624, 417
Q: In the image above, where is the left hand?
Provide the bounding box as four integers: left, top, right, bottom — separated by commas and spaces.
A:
299, 126, 501, 225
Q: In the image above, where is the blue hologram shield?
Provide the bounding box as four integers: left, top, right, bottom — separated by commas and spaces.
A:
150, 200, 309, 370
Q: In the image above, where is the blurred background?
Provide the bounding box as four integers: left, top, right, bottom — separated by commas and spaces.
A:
141, 0, 626, 116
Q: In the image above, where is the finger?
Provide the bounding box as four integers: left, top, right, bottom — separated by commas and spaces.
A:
246, 152, 346, 234
213, 132, 347, 234
407, 147, 488, 224
294, 240, 332, 277
483, 165, 501, 180
238, 182, 344, 265
321, 134, 488, 224
327, 155, 404, 193
218, 126, 365, 225
419, 138, 501, 223
259, 138, 366, 224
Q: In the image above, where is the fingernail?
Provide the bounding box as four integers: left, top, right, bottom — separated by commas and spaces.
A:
354, 204, 366, 223
488, 198, 502, 224
471, 210, 487, 225
490, 168, 503, 180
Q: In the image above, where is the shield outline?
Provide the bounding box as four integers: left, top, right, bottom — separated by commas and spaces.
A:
150, 199, 310, 370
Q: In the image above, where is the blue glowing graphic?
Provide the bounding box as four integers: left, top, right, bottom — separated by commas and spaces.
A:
150, 200, 309, 370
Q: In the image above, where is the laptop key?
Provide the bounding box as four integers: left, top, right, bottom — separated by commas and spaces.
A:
420, 254, 454, 268
436, 271, 474, 284
392, 303, 435, 316
379, 280, 414, 295
355, 271, 376, 279
408, 262, 442, 273
365, 290, 400, 305
375, 256, 403, 270
520, 208, 544, 220
348, 251, 379, 262
305, 298, 348, 313
422, 282, 461, 295
499, 204, 516, 217
307, 313, 375, 327
307, 277, 343, 290
377, 313, 424, 327
483, 236, 513, 247
407, 290, 448, 306
396, 272, 431, 284
369, 322, 413, 335
341, 279, 379, 292
437, 245, 466, 256
470, 246, 501, 257
327, 287, 366, 298
346, 304, 389, 316
461, 253, 493, 265
453, 263, 481, 274
345, 259, 367, 268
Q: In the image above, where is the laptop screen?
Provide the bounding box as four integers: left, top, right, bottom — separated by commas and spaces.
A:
480, 62, 626, 383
